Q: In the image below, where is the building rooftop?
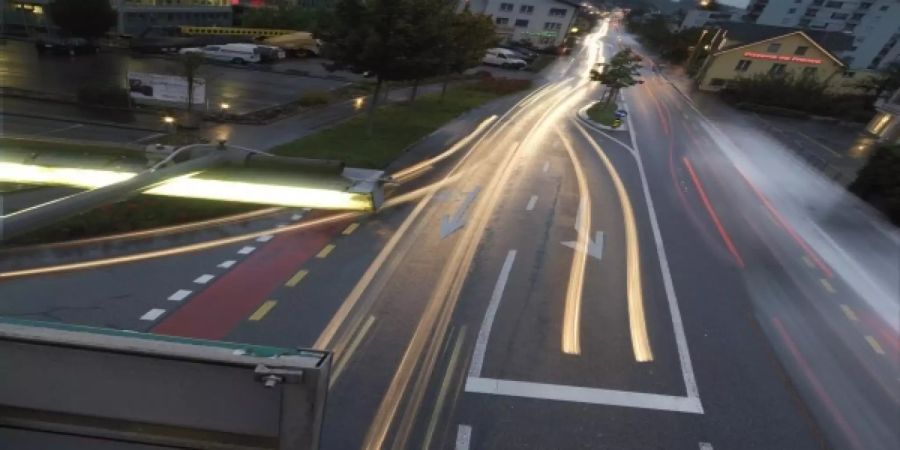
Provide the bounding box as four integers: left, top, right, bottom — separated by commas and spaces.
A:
717, 22, 854, 54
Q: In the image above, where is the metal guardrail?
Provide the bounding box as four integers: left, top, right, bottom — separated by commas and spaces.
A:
0, 318, 331, 450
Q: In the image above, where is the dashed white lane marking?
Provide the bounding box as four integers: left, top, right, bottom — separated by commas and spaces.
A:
469, 250, 517, 378
542, 161, 550, 172
217, 260, 236, 269
526, 195, 538, 211
455, 424, 472, 450
291, 213, 303, 221
699, 443, 714, 450
276, 223, 287, 228
168, 289, 192, 301
237, 246, 256, 255
140, 308, 166, 321
193, 274, 215, 284
256, 234, 274, 242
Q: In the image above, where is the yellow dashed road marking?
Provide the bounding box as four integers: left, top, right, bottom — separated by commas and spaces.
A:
865, 336, 886, 355
343, 223, 359, 235
840, 304, 858, 322
316, 244, 335, 258
249, 300, 277, 321
285, 269, 309, 287
819, 278, 836, 294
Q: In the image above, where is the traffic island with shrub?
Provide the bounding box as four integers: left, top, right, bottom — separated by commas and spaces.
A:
584, 101, 626, 130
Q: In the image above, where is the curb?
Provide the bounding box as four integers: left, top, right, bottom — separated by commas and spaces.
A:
1, 110, 166, 133
577, 102, 628, 132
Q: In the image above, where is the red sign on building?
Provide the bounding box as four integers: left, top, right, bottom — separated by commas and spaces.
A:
743, 51, 823, 65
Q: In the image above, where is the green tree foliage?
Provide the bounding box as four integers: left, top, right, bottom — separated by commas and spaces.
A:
441, 10, 498, 100
240, 1, 335, 33
47, 0, 116, 39
626, 14, 703, 64
591, 48, 643, 105
722, 73, 874, 122
854, 62, 900, 99
850, 144, 900, 225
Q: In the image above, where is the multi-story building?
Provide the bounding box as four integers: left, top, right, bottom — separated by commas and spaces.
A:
867, 88, 900, 143
461, 0, 579, 48
679, 9, 743, 30
744, 0, 900, 70
113, 0, 233, 36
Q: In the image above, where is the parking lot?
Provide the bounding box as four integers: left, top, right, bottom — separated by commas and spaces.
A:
0, 40, 348, 115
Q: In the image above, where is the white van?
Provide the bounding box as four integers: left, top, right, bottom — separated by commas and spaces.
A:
482, 48, 527, 70
180, 43, 261, 64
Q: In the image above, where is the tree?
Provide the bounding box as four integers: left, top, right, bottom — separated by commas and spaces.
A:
178, 52, 204, 126
441, 10, 498, 101
854, 62, 900, 99
322, 0, 421, 135
240, 1, 335, 33
401, 0, 454, 102
592, 48, 643, 105
47, 0, 116, 39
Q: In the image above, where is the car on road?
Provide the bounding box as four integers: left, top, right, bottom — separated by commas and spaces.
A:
482, 48, 527, 70
179, 44, 261, 64
35, 37, 100, 56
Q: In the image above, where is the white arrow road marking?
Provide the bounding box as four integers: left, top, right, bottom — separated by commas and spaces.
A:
562, 231, 605, 261
440, 187, 480, 239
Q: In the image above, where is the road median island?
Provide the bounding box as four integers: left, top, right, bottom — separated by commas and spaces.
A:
272, 78, 532, 168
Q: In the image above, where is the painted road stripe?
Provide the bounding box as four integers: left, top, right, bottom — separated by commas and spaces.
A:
526, 195, 538, 211
343, 223, 359, 235
423, 327, 466, 449
291, 213, 303, 221
256, 234, 273, 242
820, 278, 836, 294
237, 246, 256, 255
316, 244, 335, 258
542, 161, 550, 173
469, 250, 517, 378
193, 274, 215, 284
331, 315, 377, 386
465, 377, 703, 413
140, 308, 166, 321
285, 269, 309, 287
133, 132, 166, 143
455, 425, 472, 450
840, 304, 858, 321
217, 260, 237, 269
249, 300, 277, 321
699, 443, 714, 450
42, 123, 83, 135
865, 336, 886, 355
168, 289, 192, 301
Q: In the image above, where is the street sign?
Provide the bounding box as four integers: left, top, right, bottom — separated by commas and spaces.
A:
614, 110, 628, 118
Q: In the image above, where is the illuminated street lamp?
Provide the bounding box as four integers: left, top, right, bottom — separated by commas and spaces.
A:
219, 102, 230, 110
570, 26, 580, 33
163, 116, 175, 124
699, 0, 711, 6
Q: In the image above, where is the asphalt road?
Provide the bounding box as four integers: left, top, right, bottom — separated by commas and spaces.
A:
0, 39, 346, 115
1, 20, 898, 450
0, 105, 164, 143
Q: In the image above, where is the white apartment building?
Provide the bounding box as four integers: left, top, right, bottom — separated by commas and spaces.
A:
114, 0, 233, 36
679, 9, 743, 30
461, 0, 579, 48
744, 0, 900, 69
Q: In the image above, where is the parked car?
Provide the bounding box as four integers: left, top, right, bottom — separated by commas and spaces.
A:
35, 37, 100, 56
254, 44, 286, 63
482, 48, 527, 70
500, 45, 537, 62
179, 43, 261, 64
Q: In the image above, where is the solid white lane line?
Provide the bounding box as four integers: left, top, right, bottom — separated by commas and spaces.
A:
455, 425, 472, 450
291, 213, 303, 221
469, 250, 517, 378
465, 377, 703, 414
140, 308, 166, 321
542, 161, 550, 172
526, 195, 538, 211
699, 443, 714, 450
217, 260, 236, 269
256, 234, 273, 242
237, 246, 256, 255
168, 289, 192, 301
193, 274, 214, 284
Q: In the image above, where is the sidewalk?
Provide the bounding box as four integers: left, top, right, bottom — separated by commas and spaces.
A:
1, 96, 166, 131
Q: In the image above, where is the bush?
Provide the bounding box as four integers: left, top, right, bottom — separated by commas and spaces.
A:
470, 77, 532, 95
297, 91, 331, 107
77, 84, 130, 108
722, 74, 876, 122
849, 144, 900, 225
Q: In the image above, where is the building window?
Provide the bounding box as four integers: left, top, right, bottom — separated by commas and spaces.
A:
544, 22, 561, 31
795, 46, 809, 55
519, 5, 534, 14
496, 17, 509, 25
859, 2, 872, 9
802, 67, 818, 77
831, 12, 848, 19
825, 1, 842, 7
769, 63, 787, 75
879, 5, 888, 11
710, 78, 726, 87
788, 8, 797, 13
549, 8, 567, 17
514, 19, 529, 27
499, 3, 513, 12
734, 59, 752, 71
766, 42, 782, 53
